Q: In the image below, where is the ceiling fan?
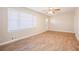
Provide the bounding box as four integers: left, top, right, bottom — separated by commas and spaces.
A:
43, 7, 61, 15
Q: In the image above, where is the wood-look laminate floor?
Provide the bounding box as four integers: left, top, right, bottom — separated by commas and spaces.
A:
0, 31, 79, 51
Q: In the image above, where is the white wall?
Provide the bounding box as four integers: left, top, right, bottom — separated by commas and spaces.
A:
74, 8, 79, 41
48, 11, 75, 33
0, 8, 3, 43
0, 7, 48, 43
0, 8, 9, 43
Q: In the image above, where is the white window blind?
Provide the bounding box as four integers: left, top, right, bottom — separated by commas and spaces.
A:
8, 8, 37, 32
8, 9, 19, 31
19, 12, 33, 29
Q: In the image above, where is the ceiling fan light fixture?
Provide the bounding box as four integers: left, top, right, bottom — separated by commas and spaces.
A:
47, 11, 54, 15
43, 7, 61, 16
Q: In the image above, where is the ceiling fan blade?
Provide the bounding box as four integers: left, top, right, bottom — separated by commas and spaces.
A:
54, 9, 61, 11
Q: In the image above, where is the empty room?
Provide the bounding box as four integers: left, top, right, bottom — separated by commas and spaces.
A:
0, 7, 79, 51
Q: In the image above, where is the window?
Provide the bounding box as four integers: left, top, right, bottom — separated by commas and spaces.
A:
8, 9, 19, 31
19, 12, 34, 29
8, 8, 37, 32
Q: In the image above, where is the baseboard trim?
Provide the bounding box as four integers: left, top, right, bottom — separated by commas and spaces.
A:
0, 30, 47, 46
48, 30, 75, 34
75, 34, 79, 41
